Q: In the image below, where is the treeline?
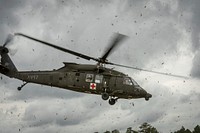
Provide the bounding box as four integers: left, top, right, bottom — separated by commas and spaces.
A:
95, 122, 200, 133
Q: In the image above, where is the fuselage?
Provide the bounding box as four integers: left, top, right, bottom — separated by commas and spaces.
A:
10, 63, 151, 100
0, 32, 153, 105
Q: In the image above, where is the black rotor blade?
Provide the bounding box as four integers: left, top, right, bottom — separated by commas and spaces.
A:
3, 34, 13, 47
100, 33, 128, 62
107, 62, 189, 79
15, 33, 99, 61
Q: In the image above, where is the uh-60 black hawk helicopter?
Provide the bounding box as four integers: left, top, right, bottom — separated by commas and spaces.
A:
0, 33, 186, 105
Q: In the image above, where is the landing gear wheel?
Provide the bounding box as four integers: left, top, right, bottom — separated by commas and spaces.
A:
102, 92, 109, 100
108, 98, 116, 105
17, 87, 21, 91
145, 97, 149, 101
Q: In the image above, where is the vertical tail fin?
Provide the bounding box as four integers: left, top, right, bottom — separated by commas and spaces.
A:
0, 47, 17, 77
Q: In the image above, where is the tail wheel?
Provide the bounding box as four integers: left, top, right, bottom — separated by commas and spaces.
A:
17, 87, 21, 91
101, 92, 109, 100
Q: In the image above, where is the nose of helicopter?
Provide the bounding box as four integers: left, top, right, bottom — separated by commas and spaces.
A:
135, 86, 152, 101
145, 93, 152, 101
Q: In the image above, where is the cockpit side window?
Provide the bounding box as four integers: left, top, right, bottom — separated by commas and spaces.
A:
131, 78, 139, 86
123, 77, 133, 85
86, 74, 94, 82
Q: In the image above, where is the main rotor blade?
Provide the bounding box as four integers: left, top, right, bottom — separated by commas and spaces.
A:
15, 33, 99, 61
100, 33, 128, 62
107, 62, 189, 79
3, 34, 13, 47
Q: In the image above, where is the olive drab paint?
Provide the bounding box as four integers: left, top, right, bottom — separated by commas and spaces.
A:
0, 33, 158, 105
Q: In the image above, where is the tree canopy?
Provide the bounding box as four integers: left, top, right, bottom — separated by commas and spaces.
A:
98, 123, 200, 133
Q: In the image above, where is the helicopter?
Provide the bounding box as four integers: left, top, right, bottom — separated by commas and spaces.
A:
0, 33, 186, 105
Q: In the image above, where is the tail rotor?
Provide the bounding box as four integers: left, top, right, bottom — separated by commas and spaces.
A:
0, 34, 14, 55
0, 34, 17, 76
3, 34, 14, 47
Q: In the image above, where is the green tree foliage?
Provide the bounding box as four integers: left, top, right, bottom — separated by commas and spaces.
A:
193, 125, 200, 133
125, 127, 138, 133
112, 129, 120, 133
97, 123, 200, 133
174, 126, 191, 133
138, 122, 159, 133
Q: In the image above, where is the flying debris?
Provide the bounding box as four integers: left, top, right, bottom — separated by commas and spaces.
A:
0, 33, 188, 105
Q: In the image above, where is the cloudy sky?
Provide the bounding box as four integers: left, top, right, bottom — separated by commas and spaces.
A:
0, 0, 200, 133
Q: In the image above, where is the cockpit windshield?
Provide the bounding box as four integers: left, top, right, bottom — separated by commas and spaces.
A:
123, 77, 139, 86
131, 78, 139, 86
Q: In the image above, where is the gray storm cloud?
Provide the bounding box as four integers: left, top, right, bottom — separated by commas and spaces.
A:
0, 0, 200, 133
178, 0, 200, 78
0, 0, 27, 42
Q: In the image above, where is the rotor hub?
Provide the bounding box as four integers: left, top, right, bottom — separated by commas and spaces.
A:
0, 46, 9, 54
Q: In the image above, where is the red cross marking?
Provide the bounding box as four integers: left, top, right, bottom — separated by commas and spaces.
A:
90, 83, 96, 90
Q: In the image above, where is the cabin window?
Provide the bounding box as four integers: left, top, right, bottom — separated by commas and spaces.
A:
95, 75, 103, 83
123, 77, 133, 85
86, 74, 94, 82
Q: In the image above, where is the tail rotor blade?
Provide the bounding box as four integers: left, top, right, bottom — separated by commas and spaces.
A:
3, 34, 14, 47
9, 48, 18, 56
